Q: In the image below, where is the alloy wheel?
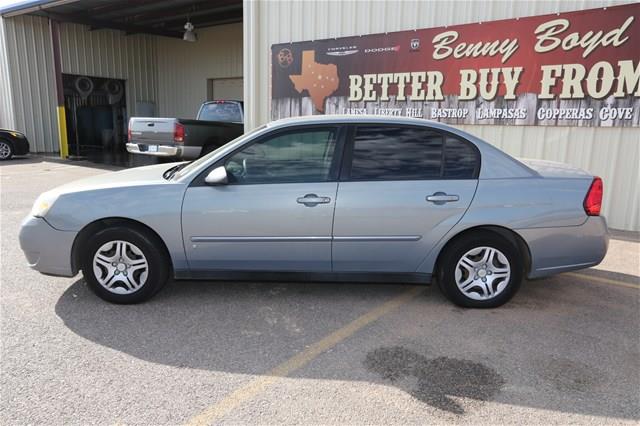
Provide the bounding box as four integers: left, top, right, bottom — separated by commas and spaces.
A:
0, 141, 11, 159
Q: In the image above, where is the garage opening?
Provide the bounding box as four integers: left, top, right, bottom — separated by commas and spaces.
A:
207, 78, 244, 102
63, 74, 127, 159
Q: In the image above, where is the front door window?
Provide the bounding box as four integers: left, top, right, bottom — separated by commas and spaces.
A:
225, 128, 338, 184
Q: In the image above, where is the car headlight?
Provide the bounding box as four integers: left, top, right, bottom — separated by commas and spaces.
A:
9, 131, 22, 138
31, 192, 59, 218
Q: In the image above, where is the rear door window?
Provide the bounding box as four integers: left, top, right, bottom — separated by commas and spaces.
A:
347, 125, 479, 180
349, 126, 443, 180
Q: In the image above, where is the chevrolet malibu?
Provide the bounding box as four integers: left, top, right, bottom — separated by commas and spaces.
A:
19, 116, 608, 308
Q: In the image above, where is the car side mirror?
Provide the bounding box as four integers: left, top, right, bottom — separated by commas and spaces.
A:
204, 166, 228, 185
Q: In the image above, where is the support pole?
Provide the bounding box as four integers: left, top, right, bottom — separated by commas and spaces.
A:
49, 19, 68, 159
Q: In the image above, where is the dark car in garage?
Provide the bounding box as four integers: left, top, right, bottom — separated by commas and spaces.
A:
0, 129, 30, 160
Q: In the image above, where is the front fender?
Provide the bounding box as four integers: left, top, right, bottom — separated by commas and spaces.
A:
45, 184, 189, 274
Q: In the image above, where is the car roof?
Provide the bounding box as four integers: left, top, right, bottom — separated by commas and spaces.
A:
266, 114, 486, 139
202, 100, 243, 104
267, 114, 442, 128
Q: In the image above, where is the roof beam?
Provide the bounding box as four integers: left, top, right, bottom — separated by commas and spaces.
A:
2, 0, 81, 18
95, 0, 197, 20
45, 11, 183, 38
133, 1, 241, 26
168, 15, 242, 31
85, 0, 158, 16
158, 12, 242, 32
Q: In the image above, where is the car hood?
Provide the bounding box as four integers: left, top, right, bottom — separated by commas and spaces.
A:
0, 128, 25, 137
47, 162, 182, 196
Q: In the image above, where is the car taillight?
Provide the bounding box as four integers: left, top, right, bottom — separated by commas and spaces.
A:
583, 176, 603, 216
174, 123, 185, 143
127, 126, 132, 142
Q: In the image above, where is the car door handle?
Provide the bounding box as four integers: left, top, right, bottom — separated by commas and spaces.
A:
297, 193, 331, 207
426, 192, 459, 204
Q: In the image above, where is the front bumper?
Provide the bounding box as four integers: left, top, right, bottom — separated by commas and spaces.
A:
519, 216, 609, 279
126, 143, 202, 159
12, 137, 30, 155
19, 216, 77, 277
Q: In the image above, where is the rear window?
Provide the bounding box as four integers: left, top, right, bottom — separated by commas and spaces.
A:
198, 103, 242, 122
348, 126, 479, 180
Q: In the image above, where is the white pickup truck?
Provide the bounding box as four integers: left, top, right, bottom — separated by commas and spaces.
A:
126, 100, 244, 160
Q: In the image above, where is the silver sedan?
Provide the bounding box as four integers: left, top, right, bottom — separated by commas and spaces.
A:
19, 116, 609, 308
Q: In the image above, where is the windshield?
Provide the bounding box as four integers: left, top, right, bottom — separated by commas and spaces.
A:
172, 125, 268, 180
198, 102, 242, 122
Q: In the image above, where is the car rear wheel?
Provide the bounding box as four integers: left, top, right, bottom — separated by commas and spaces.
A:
81, 226, 169, 304
0, 140, 13, 160
438, 231, 523, 308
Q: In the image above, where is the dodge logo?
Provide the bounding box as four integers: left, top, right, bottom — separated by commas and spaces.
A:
410, 38, 420, 50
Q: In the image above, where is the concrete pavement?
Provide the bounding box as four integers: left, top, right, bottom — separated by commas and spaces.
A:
1, 158, 638, 425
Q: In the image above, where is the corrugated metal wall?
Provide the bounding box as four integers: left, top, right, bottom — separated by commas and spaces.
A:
243, 0, 640, 231
0, 17, 16, 130
2, 15, 57, 153
157, 23, 243, 118
2, 15, 158, 153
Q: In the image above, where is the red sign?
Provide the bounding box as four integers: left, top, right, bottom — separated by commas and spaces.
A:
271, 3, 640, 127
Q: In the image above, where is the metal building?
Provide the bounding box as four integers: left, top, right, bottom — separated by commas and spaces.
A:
0, 0, 243, 154
1, 0, 638, 232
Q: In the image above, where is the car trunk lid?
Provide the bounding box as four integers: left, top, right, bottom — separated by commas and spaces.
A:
519, 158, 592, 179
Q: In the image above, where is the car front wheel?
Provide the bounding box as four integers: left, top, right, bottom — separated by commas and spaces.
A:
438, 231, 523, 308
0, 139, 13, 160
81, 226, 169, 304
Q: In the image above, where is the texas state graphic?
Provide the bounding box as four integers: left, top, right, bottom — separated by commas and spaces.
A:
289, 50, 339, 112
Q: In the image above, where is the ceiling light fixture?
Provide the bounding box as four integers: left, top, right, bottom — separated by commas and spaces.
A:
183, 21, 197, 42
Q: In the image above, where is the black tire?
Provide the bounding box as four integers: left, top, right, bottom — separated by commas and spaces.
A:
0, 139, 14, 161
437, 230, 523, 308
81, 225, 170, 304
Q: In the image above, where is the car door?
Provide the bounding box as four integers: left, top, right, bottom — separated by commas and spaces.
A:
182, 126, 343, 273
332, 125, 479, 273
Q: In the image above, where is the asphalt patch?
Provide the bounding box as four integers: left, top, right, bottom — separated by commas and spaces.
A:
536, 356, 604, 393
364, 346, 505, 415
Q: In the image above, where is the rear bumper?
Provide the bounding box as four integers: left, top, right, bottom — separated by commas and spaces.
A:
126, 143, 201, 159
518, 216, 609, 279
19, 216, 77, 277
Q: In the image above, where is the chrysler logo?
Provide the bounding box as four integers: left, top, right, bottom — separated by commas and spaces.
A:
326, 45, 358, 56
